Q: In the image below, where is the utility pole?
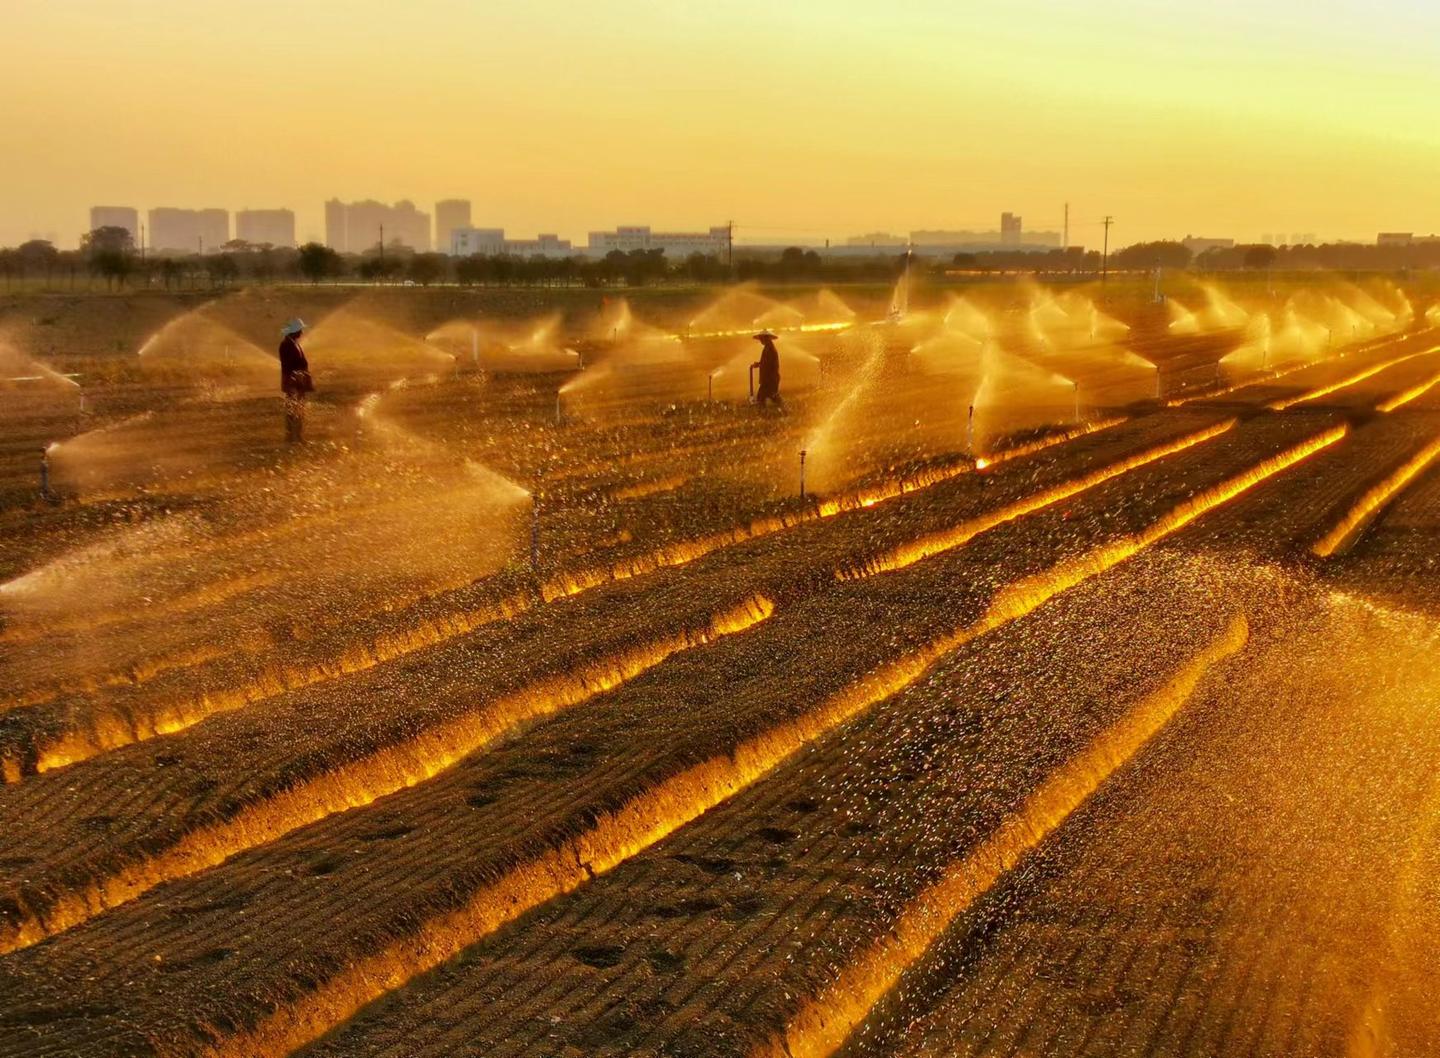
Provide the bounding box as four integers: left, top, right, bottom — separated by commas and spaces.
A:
379, 224, 385, 267
1063, 202, 1069, 251
726, 220, 734, 271
1101, 215, 1114, 284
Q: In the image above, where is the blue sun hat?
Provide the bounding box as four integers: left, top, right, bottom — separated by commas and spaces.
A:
281, 318, 307, 337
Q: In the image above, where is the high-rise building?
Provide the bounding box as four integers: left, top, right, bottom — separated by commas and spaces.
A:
235, 208, 296, 248
88, 206, 139, 242
323, 199, 432, 253
435, 199, 472, 254
325, 199, 347, 251
1000, 212, 1022, 246
148, 208, 229, 253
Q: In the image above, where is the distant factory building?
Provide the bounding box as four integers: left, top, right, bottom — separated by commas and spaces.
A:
844, 232, 908, 248
1000, 212, 1022, 246
148, 207, 229, 254
324, 199, 432, 253
901, 226, 1061, 254
434, 200, 472, 254
587, 225, 730, 258
1182, 236, 1236, 255
450, 227, 573, 257
88, 206, 138, 241
1378, 232, 1414, 247
235, 208, 296, 248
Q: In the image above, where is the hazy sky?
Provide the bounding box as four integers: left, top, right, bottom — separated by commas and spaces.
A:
3, 0, 1438, 249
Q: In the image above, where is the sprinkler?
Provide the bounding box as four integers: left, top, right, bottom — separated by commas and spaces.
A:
1153, 364, 1162, 400
1072, 382, 1081, 424
707, 373, 713, 403
555, 393, 563, 426
530, 496, 541, 570
799, 449, 807, 500
39, 447, 53, 502
471, 326, 479, 369
748, 363, 757, 401
965, 404, 975, 454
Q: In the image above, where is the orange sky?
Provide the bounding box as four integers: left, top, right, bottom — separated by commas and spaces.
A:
2, 0, 1437, 249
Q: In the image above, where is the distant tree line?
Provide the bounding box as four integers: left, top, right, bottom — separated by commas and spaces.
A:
2, 230, 1437, 292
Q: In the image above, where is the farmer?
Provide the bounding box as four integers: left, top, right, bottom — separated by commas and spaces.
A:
751, 330, 783, 408
278, 318, 314, 443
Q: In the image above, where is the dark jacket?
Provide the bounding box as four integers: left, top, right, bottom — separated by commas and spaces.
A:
755, 341, 780, 393
279, 335, 311, 395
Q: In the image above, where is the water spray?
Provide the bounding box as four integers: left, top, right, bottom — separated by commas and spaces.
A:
799, 449, 807, 501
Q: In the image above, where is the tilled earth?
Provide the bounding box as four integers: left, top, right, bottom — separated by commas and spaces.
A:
1, 300, 1438, 1058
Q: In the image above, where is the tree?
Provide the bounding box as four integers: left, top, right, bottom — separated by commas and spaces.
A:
408, 253, 447, 286
358, 256, 404, 282
297, 242, 341, 284
77, 226, 136, 289
205, 254, 240, 287
250, 246, 281, 284
82, 226, 135, 255
158, 258, 183, 290
1111, 241, 1193, 271
682, 252, 726, 284
1243, 244, 1278, 270
17, 239, 59, 282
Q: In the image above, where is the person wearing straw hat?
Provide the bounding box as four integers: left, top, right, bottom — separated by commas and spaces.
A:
278, 318, 314, 443
751, 330, 783, 409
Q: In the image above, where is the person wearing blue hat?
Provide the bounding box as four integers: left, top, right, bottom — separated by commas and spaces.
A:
279, 318, 314, 443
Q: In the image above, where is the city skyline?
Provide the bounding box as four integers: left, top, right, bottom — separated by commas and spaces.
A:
29, 196, 1407, 255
